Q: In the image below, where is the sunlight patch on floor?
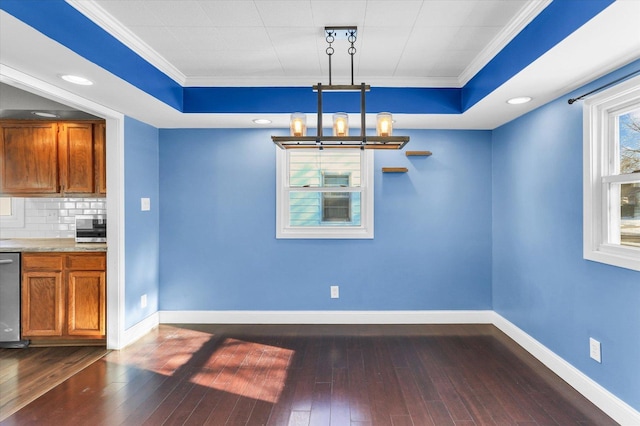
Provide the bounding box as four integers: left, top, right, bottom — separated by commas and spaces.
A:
190, 338, 294, 404
110, 328, 295, 405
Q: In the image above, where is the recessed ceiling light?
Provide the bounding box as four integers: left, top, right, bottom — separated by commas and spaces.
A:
507, 96, 532, 105
253, 119, 272, 124
60, 74, 94, 86
32, 111, 59, 118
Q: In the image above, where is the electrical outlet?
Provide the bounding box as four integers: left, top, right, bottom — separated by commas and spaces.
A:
589, 337, 601, 363
141, 198, 151, 211
330, 285, 339, 299
141, 294, 147, 309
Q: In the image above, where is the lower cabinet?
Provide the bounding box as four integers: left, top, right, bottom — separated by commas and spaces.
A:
22, 252, 106, 346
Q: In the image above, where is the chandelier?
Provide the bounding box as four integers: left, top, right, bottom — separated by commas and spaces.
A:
272, 26, 410, 150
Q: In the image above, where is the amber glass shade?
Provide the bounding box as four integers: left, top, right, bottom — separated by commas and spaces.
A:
290, 113, 307, 137
332, 113, 349, 137
376, 112, 393, 137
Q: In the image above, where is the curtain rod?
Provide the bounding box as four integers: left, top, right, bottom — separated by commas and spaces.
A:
568, 69, 640, 104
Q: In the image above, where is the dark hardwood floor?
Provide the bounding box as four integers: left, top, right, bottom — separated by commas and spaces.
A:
0, 324, 616, 425
0, 345, 108, 421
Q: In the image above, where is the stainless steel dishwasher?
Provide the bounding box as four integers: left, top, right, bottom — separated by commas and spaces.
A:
0, 253, 29, 348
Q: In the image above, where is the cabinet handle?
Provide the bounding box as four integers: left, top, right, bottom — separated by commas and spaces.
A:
0, 259, 14, 265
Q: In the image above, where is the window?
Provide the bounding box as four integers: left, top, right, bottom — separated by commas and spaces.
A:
584, 74, 640, 271
322, 172, 351, 222
0, 197, 25, 228
276, 149, 374, 239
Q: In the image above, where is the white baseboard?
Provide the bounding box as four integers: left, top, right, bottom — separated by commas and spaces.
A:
123, 309, 639, 424
158, 310, 494, 325
121, 312, 159, 348
492, 312, 640, 425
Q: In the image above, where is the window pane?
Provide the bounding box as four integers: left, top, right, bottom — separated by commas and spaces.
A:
621, 182, 640, 247
323, 193, 351, 222
618, 107, 640, 174
289, 191, 361, 226
289, 150, 361, 187
323, 173, 349, 187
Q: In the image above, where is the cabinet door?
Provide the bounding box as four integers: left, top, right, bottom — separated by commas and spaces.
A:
22, 271, 64, 337
67, 270, 106, 337
59, 122, 94, 194
0, 121, 59, 194
94, 122, 107, 195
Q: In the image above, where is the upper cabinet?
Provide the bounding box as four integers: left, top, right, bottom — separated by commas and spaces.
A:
0, 121, 59, 194
94, 122, 107, 195
0, 120, 106, 197
58, 122, 95, 194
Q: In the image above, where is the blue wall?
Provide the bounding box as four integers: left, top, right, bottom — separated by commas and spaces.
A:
124, 117, 160, 329
158, 129, 493, 311
492, 61, 640, 411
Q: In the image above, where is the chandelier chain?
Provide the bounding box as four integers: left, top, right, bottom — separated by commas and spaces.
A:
347, 28, 357, 85
325, 29, 335, 85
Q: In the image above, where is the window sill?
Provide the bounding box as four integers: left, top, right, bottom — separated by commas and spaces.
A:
277, 226, 373, 239
584, 244, 640, 272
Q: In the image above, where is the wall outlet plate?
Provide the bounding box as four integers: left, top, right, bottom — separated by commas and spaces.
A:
330, 285, 339, 299
141, 294, 148, 309
589, 337, 601, 363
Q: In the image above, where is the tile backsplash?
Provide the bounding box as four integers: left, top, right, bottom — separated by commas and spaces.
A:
1, 197, 106, 239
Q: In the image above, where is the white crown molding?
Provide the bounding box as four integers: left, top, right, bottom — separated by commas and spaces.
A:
182, 75, 461, 88
458, 0, 552, 86
65, 0, 187, 86
66, 0, 458, 89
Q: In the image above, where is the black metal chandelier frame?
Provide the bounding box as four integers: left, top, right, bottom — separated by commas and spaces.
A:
272, 26, 410, 150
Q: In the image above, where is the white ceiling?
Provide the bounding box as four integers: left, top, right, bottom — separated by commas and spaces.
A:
1, 0, 640, 130
71, 0, 546, 87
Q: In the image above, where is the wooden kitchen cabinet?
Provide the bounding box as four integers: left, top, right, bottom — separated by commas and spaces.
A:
94, 121, 107, 194
0, 121, 59, 194
22, 270, 64, 337
58, 122, 95, 194
0, 119, 106, 197
22, 252, 106, 346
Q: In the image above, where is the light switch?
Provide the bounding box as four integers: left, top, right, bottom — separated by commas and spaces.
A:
141, 198, 151, 211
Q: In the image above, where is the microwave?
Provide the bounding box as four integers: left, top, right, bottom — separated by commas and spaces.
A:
75, 215, 107, 243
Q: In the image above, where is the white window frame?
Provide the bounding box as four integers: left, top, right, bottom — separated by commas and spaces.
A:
0, 197, 25, 228
276, 148, 374, 239
583, 74, 640, 272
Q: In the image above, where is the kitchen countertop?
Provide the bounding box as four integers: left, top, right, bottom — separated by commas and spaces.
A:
0, 238, 107, 252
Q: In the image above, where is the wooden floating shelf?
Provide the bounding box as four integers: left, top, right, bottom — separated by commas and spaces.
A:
406, 151, 432, 157
382, 167, 408, 173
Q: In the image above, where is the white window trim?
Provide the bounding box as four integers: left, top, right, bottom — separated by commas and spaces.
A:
0, 198, 25, 228
583, 74, 640, 272
276, 148, 374, 239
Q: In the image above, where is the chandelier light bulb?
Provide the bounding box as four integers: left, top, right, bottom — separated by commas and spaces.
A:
333, 113, 349, 137
376, 112, 393, 137
290, 113, 307, 137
